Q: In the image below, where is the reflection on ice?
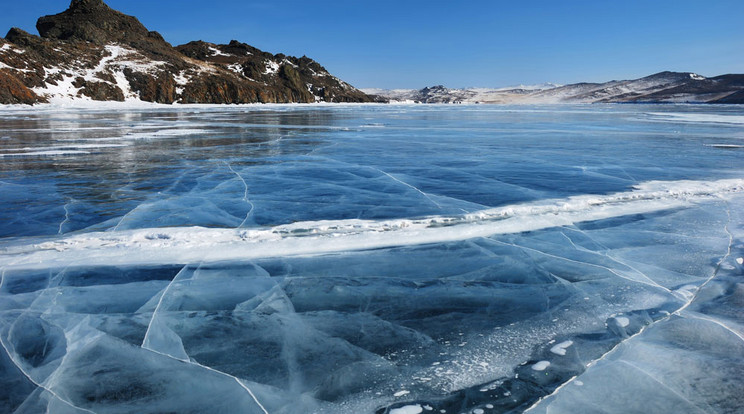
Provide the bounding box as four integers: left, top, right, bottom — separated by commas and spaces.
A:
1, 105, 743, 413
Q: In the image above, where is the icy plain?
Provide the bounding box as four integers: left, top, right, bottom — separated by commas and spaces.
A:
0, 104, 743, 413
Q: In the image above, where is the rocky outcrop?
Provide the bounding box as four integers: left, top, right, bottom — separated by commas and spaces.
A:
0, 0, 376, 104
0, 69, 41, 104
174, 40, 373, 103
37, 0, 178, 59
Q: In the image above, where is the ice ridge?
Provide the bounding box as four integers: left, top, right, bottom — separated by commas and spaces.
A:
1, 178, 742, 270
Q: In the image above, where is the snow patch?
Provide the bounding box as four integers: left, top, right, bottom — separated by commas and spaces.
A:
173, 72, 189, 86
549, 340, 573, 356
227, 63, 243, 75
0, 43, 24, 54
33, 70, 83, 102
111, 68, 138, 101
264, 60, 279, 75
208, 46, 229, 57
614, 316, 630, 328
532, 361, 550, 371
30, 44, 170, 103
390, 405, 423, 414
173, 72, 190, 96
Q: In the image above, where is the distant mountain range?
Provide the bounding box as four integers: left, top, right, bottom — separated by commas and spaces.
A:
363, 72, 744, 104
0, 0, 375, 104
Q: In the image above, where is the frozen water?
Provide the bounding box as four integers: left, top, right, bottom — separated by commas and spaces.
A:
0, 104, 743, 413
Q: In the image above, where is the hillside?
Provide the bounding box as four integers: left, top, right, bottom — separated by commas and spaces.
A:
0, 0, 376, 104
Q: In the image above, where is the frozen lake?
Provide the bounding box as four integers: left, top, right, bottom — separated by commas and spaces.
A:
1, 104, 743, 413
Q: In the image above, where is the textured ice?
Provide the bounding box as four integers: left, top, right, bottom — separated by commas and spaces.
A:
1, 104, 743, 413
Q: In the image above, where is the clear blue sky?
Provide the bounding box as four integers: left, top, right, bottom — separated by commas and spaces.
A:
2, 0, 743, 89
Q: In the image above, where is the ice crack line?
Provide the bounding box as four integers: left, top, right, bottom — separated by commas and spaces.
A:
112, 203, 140, 232
377, 168, 443, 210
674, 199, 733, 316
560, 227, 675, 294
58, 198, 73, 234
527, 200, 737, 412
225, 162, 255, 228
143, 344, 269, 414
492, 238, 672, 293
0, 335, 98, 414
141, 265, 188, 349
618, 361, 707, 412
685, 312, 744, 343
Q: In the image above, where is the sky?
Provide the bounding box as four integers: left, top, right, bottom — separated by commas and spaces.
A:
2, 0, 743, 89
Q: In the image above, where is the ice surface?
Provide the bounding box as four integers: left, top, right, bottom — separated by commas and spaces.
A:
0, 104, 743, 413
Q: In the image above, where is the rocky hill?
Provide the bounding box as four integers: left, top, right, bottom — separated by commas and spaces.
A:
366, 72, 744, 104
0, 0, 376, 104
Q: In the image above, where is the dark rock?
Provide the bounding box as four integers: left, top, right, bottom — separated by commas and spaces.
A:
38, 0, 156, 45
180, 75, 259, 104
0, 71, 42, 104
279, 64, 314, 102
5, 28, 42, 47
36, 0, 177, 61
123, 69, 176, 103
712, 89, 744, 104
72, 76, 124, 101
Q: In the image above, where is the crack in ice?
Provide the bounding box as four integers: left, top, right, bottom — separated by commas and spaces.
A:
0, 334, 98, 414
527, 199, 738, 412
561, 227, 683, 295
490, 238, 673, 293
142, 343, 269, 414
674, 200, 733, 317
685, 312, 744, 343
225, 161, 255, 228
141, 265, 189, 349
58, 198, 73, 234
376, 168, 443, 210
616, 361, 710, 413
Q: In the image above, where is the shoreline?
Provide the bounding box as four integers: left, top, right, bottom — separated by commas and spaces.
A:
2, 100, 742, 112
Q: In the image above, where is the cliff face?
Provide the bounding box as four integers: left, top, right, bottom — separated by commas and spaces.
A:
0, 0, 376, 104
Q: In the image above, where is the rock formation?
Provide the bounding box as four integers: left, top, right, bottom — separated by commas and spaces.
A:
0, 0, 377, 104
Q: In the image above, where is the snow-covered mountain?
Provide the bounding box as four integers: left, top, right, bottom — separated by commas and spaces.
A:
0, 0, 375, 104
364, 72, 744, 104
